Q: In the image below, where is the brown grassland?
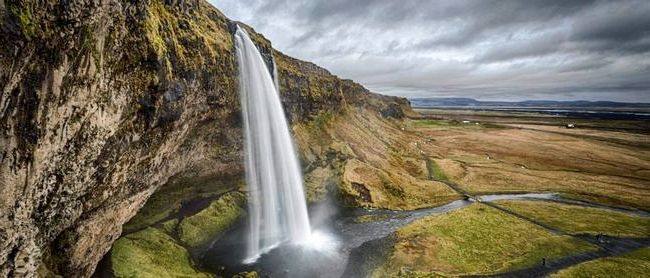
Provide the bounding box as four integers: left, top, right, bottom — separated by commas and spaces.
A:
412, 109, 650, 211
370, 108, 650, 277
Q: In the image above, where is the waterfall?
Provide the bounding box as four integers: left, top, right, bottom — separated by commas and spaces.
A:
234, 26, 312, 264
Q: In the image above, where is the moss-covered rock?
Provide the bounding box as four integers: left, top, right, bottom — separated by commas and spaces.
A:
110, 228, 210, 278
304, 166, 338, 202
159, 219, 179, 235
178, 192, 246, 247
340, 158, 459, 210
124, 174, 242, 233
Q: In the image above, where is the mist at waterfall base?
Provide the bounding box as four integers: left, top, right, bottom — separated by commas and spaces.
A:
200, 199, 344, 277
211, 25, 339, 272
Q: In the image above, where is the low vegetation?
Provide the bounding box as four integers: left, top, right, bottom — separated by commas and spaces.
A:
426, 158, 449, 182
123, 174, 241, 233
178, 192, 246, 247
372, 204, 597, 277
341, 159, 461, 210
295, 110, 463, 210
9, 4, 37, 39
407, 119, 483, 129
159, 219, 179, 235
496, 200, 650, 237
550, 248, 650, 277
413, 116, 650, 210
111, 228, 210, 278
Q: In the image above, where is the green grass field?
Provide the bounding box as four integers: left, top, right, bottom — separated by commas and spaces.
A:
551, 248, 650, 278
111, 228, 210, 278
372, 204, 598, 277
496, 200, 650, 238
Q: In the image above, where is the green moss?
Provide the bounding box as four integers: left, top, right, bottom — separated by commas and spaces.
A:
10, 4, 36, 39
312, 111, 336, 130
426, 158, 449, 182
551, 247, 650, 278
303, 111, 337, 144
496, 200, 650, 238
295, 110, 339, 150
80, 29, 102, 71
123, 174, 241, 233
374, 204, 597, 276
143, 1, 169, 58
159, 219, 179, 235
110, 228, 210, 278
178, 192, 246, 247
140, 0, 233, 72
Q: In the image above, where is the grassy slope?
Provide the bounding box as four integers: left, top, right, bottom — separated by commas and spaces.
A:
373, 204, 597, 277
294, 110, 461, 210
496, 200, 650, 237
111, 192, 245, 276
551, 247, 650, 278
178, 192, 246, 247
111, 228, 210, 278
123, 174, 241, 233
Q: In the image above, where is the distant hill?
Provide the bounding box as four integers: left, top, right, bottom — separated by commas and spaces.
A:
409, 98, 650, 108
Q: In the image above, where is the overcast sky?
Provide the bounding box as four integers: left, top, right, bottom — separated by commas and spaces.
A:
210, 0, 650, 102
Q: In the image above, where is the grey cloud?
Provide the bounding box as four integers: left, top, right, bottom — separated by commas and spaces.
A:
473, 32, 566, 63
570, 1, 650, 42
211, 0, 650, 102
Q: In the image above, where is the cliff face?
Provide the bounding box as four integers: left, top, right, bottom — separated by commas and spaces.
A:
0, 0, 412, 276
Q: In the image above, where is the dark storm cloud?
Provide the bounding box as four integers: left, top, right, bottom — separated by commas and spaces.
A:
212, 0, 650, 102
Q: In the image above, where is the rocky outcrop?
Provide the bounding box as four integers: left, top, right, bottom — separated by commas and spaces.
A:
0, 0, 412, 276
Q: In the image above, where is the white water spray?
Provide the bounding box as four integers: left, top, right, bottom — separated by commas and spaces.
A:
234, 26, 312, 264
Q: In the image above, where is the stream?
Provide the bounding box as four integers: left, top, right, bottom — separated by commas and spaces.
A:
197, 192, 649, 277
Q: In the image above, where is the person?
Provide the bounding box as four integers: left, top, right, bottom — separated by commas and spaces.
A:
542, 258, 546, 266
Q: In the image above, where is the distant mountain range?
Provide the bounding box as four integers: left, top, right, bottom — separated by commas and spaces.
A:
409, 98, 650, 108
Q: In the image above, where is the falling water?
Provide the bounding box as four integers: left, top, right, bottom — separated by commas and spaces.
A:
234, 26, 312, 264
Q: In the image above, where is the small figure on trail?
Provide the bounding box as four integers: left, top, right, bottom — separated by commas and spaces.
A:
542, 258, 546, 266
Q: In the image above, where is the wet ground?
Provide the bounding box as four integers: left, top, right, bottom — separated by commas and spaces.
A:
195, 192, 650, 277
199, 198, 473, 277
